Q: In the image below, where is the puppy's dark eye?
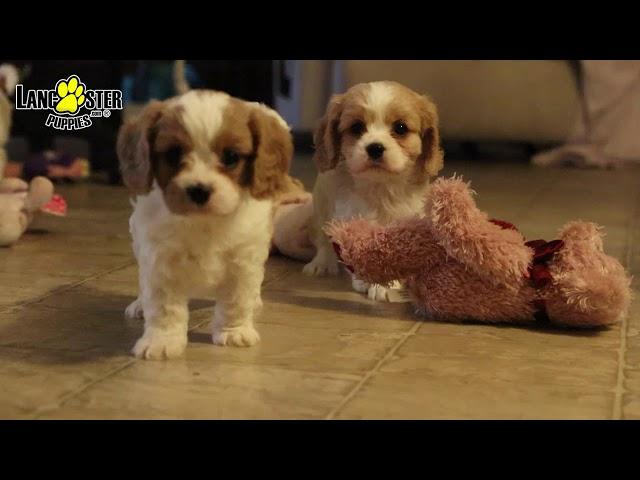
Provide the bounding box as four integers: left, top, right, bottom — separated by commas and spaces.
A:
393, 121, 409, 136
165, 146, 183, 167
349, 121, 366, 137
222, 149, 241, 168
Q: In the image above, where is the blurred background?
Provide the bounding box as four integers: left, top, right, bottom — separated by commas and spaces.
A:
276, 60, 580, 147
2, 60, 638, 184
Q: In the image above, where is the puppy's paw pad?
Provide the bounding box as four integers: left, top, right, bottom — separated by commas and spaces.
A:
124, 299, 143, 319
55, 75, 86, 114
132, 331, 187, 360
303, 257, 339, 276
212, 325, 260, 347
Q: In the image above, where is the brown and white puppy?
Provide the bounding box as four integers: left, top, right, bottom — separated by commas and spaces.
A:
117, 90, 293, 360
303, 81, 444, 301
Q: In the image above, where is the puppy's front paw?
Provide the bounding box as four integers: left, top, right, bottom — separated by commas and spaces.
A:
367, 282, 410, 303
124, 298, 144, 320
132, 329, 187, 360
303, 254, 339, 276
212, 324, 260, 347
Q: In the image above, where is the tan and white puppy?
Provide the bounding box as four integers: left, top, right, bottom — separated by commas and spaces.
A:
303, 81, 444, 301
117, 90, 293, 360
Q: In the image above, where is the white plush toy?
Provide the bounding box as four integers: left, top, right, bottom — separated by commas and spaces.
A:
0, 64, 67, 246
0, 176, 55, 247
0, 63, 20, 179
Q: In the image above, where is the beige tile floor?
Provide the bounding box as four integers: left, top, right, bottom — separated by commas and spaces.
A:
1, 155, 639, 419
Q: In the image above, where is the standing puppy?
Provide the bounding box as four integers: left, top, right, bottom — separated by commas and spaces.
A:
303, 81, 444, 301
117, 90, 293, 360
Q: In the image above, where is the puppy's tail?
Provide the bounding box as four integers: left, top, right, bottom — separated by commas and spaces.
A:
173, 60, 190, 95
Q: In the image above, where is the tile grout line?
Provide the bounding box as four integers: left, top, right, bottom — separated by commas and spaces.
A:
611, 188, 640, 420
30, 317, 212, 419
324, 322, 421, 420
0, 260, 135, 315
30, 358, 138, 419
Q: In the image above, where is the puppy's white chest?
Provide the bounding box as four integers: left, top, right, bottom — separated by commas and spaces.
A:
146, 228, 228, 294
131, 192, 272, 298
334, 193, 373, 221
333, 188, 425, 225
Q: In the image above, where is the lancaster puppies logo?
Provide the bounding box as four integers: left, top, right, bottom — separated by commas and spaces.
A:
15, 75, 123, 131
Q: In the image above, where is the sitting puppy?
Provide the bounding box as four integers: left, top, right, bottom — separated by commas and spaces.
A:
117, 90, 293, 360
303, 81, 444, 301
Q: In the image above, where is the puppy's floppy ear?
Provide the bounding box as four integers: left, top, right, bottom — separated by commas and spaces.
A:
416, 94, 444, 177
116, 100, 164, 195
313, 93, 344, 172
248, 106, 294, 199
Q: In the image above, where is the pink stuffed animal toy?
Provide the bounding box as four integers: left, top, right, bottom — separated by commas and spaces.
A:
327, 176, 632, 328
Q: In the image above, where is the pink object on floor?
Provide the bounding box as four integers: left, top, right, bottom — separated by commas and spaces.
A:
41, 194, 67, 216
327, 176, 632, 329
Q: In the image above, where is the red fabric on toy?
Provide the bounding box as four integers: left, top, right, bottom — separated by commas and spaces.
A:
489, 218, 565, 321
525, 239, 564, 288
489, 218, 565, 288
41, 194, 67, 216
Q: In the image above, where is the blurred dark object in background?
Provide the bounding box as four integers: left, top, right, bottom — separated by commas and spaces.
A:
184, 61, 274, 106
120, 61, 274, 106
121, 61, 176, 103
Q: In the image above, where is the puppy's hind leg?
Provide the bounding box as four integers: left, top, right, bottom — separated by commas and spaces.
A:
351, 272, 409, 303
302, 177, 339, 276
125, 297, 144, 319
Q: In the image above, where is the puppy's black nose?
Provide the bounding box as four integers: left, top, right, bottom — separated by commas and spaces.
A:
186, 184, 212, 206
366, 143, 385, 161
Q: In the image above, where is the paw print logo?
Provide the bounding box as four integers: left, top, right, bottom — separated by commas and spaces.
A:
55, 75, 86, 114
